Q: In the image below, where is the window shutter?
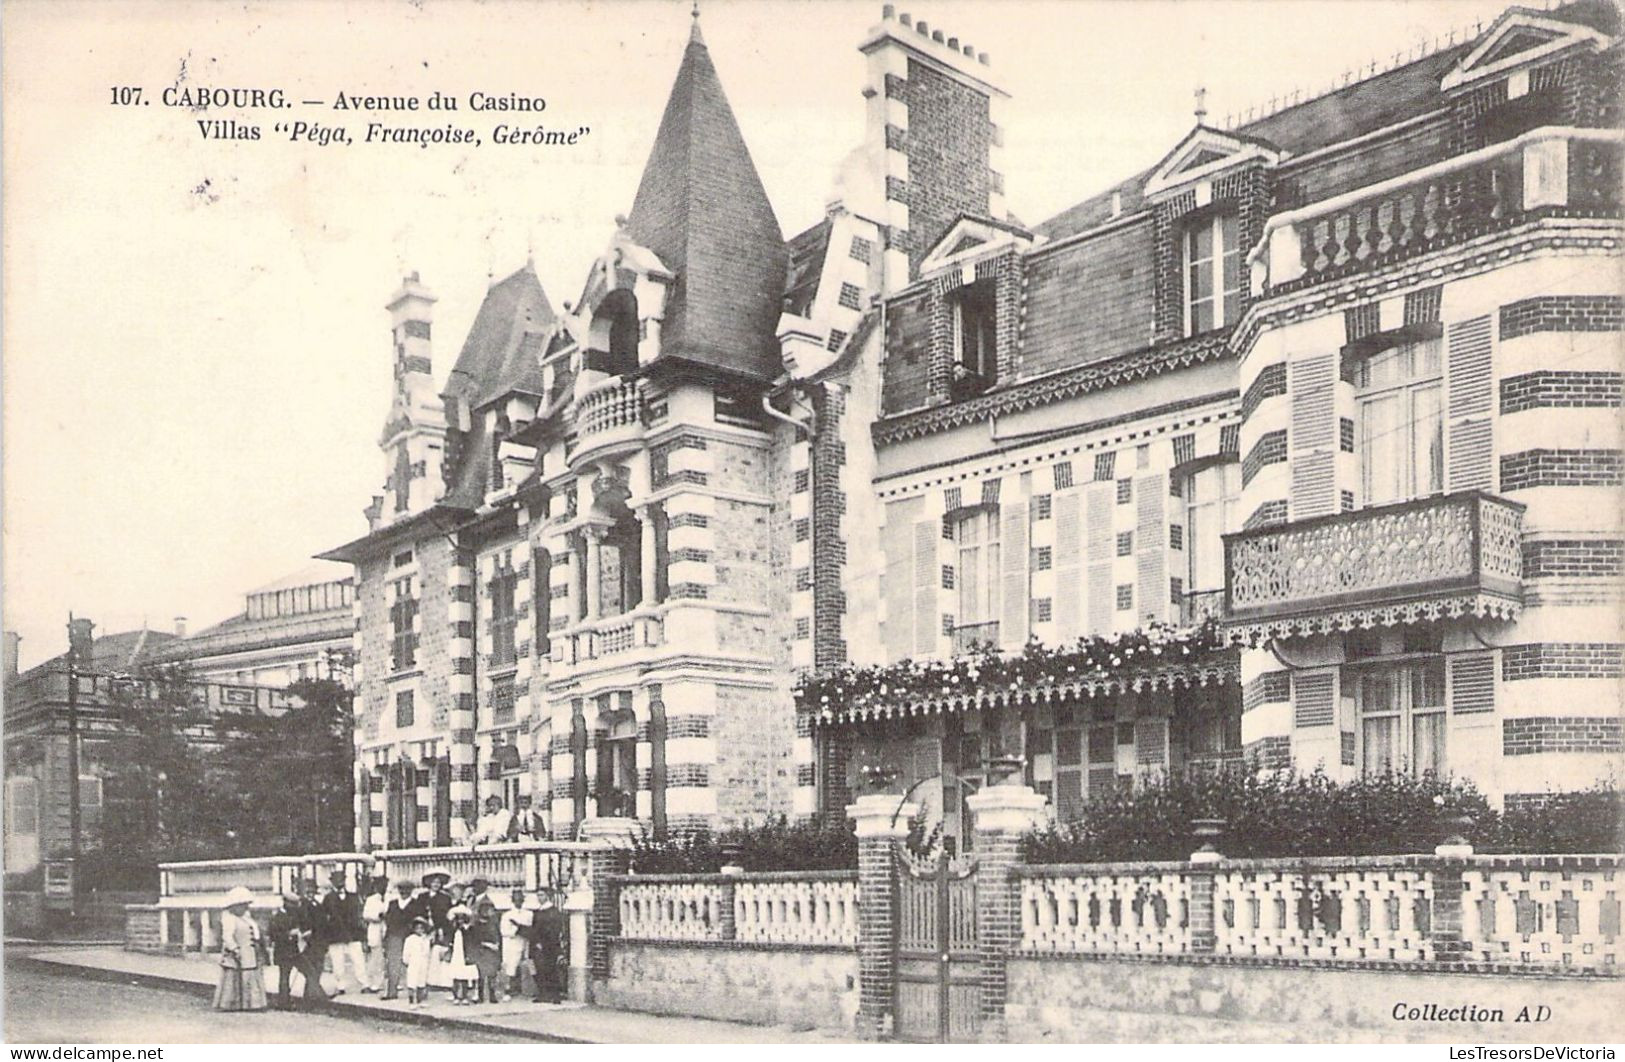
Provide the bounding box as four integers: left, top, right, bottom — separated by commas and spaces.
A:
1000, 499, 1030, 648
1447, 316, 1495, 492
569, 707, 587, 827
1085, 482, 1114, 635
1135, 471, 1168, 625
1291, 669, 1338, 728
914, 518, 940, 656
1053, 728, 1084, 823
1052, 489, 1084, 639
435, 757, 454, 846
1289, 354, 1338, 520
1134, 718, 1170, 782
1448, 651, 1496, 715
884, 498, 923, 661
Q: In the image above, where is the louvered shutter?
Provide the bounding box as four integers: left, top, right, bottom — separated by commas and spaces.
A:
1053, 728, 1084, 822
1447, 316, 1494, 491
1135, 472, 1168, 625
435, 757, 454, 846
1085, 724, 1116, 798
1448, 652, 1496, 716
1053, 489, 1084, 639
1289, 354, 1337, 519
913, 519, 939, 656
884, 498, 923, 661
1084, 482, 1114, 635
1134, 718, 1170, 782
1000, 499, 1030, 648
1291, 669, 1338, 728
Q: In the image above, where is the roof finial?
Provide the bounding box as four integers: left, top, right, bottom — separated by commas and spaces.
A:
690, 0, 704, 44
1193, 85, 1208, 124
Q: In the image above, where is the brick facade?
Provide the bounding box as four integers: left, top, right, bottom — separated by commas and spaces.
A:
1499, 371, 1622, 414
1521, 539, 1624, 579
1500, 643, 1624, 681
897, 59, 992, 273
1502, 716, 1624, 756
1500, 449, 1624, 490
1499, 295, 1624, 340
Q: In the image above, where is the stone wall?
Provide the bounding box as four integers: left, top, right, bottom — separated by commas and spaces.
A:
598, 941, 858, 1033
1004, 957, 1620, 1043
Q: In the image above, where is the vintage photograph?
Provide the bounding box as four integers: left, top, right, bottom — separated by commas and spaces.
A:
2, 0, 1621, 1047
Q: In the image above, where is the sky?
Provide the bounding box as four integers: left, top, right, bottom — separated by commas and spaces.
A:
2, 0, 1526, 670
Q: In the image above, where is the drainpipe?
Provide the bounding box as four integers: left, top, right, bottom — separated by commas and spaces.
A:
762, 377, 818, 438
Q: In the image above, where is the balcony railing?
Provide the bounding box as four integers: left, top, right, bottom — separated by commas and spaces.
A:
570, 376, 646, 464
557, 610, 665, 666
1254, 127, 1622, 293
1180, 589, 1227, 627
951, 620, 1000, 655
1223, 490, 1525, 643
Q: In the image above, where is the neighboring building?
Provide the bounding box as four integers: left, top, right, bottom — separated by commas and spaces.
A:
2, 624, 296, 880
325, 0, 1621, 851
811, 0, 1621, 840
149, 564, 355, 687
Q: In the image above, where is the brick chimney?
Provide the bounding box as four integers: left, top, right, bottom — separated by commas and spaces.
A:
853, 5, 1010, 287
174, 616, 188, 638
67, 617, 95, 662
3, 631, 19, 681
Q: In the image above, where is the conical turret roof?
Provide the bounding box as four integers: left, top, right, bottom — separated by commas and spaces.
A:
625, 17, 787, 382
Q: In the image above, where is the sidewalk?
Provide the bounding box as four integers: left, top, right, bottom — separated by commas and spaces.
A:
9, 945, 855, 1044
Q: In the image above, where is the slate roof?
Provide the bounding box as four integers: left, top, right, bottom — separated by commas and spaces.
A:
625, 20, 788, 382
784, 218, 832, 318
17, 628, 178, 682
1032, 0, 1618, 242
442, 267, 554, 413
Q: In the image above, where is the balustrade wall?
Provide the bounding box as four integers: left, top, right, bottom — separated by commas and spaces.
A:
614, 871, 860, 949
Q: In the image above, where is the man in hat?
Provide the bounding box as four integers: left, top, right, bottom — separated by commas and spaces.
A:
527, 891, 566, 1003
380, 879, 422, 1001
466, 877, 503, 1002
499, 887, 535, 999
467, 795, 514, 849
296, 878, 330, 1002
320, 869, 366, 995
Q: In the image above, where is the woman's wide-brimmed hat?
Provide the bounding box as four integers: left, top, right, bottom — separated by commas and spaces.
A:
224, 885, 255, 908
421, 869, 451, 886
411, 916, 432, 929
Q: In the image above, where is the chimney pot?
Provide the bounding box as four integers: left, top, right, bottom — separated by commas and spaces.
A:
3, 632, 20, 682
916, 19, 927, 35
882, 3, 894, 18
931, 29, 944, 43
899, 12, 911, 26
174, 616, 188, 638
978, 51, 990, 65
962, 44, 974, 57
947, 36, 958, 49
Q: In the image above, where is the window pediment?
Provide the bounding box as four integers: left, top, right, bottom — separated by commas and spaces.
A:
917, 215, 1034, 281
1144, 127, 1279, 200
1440, 12, 1610, 92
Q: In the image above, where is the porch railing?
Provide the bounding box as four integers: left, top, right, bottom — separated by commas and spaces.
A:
616, 871, 861, 948
372, 840, 598, 894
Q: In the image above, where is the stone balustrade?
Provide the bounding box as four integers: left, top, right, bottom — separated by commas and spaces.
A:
1017, 853, 1621, 974
615, 871, 861, 948
571, 376, 646, 465
372, 840, 597, 894
560, 610, 664, 665
1253, 126, 1623, 293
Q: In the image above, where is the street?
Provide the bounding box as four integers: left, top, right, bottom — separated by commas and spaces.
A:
2, 956, 533, 1044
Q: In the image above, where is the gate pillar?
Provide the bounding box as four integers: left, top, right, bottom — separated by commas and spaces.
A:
848, 793, 917, 1041
965, 783, 1047, 1043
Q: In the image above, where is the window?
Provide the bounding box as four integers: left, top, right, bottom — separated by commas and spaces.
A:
1184, 213, 1241, 335
1355, 337, 1443, 507
951, 279, 998, 397
491, 675, 516, 726
78, 776, 102, 810
1184, 463, 1240, 593
955, 508, 1001, 634
5, 777, 38, 835
1357, 659, 1446, 778
395, 690, 415, 729
390, 577, 418, 672
489, 556, 518, 668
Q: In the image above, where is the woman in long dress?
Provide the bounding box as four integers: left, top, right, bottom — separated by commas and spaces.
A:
214, 886, 269, 1012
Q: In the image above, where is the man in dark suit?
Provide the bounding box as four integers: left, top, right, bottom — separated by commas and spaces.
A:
321, 870, 366, 995
466, 877, 503, 1002
295, 878, 329, 1003
268, 892, 312, 1009
380, 879, 423, 1001
528, 892, 566, 1003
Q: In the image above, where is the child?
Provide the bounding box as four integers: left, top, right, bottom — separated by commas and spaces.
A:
402, 917, 433, 1007
446, 904, 479, 1005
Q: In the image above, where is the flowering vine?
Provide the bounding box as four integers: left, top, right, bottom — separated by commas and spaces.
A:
795, 620, 1232, 721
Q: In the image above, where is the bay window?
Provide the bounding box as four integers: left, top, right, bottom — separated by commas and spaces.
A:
1356, 337, 1443, 507
1184, 213, 1241, 335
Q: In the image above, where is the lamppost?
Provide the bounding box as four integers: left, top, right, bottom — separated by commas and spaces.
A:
64, 614, 95, 919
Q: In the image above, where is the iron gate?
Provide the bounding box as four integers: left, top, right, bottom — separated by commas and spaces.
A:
893, 845, 980, 1042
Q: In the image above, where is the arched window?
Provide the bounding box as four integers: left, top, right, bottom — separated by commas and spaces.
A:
587, 289, 639, 378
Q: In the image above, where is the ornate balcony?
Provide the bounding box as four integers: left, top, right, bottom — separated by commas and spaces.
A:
1223, 490, 1525, 644
951, 620, 999, 655
1254, 127, 1622, 294
1180, 589, 1227, 627
570, 376, 646, 467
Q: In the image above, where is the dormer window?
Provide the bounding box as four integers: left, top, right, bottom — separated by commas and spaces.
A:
951, 278, 997, 398
1184, 213, 1240, 335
